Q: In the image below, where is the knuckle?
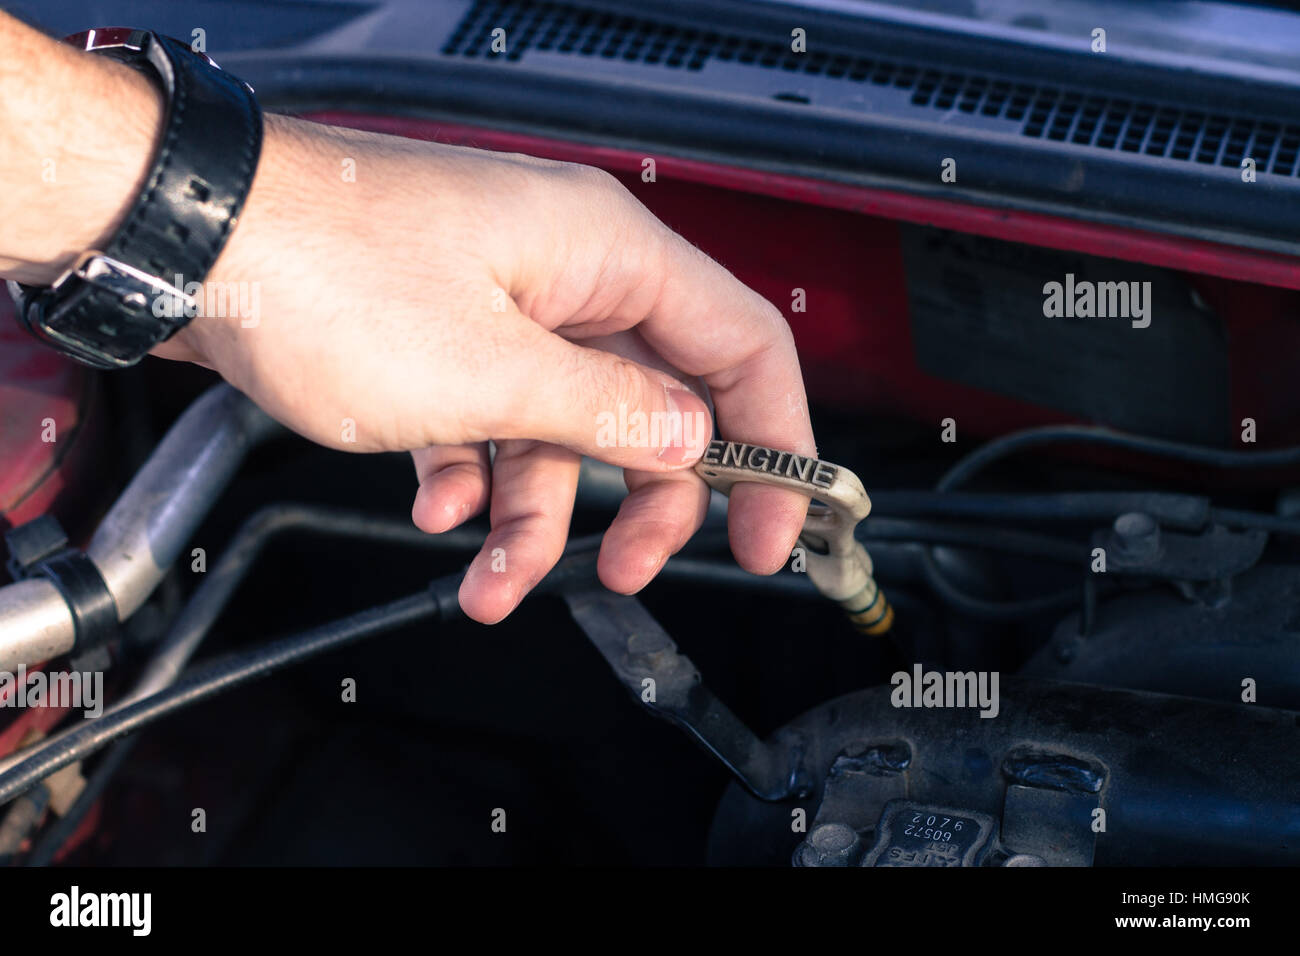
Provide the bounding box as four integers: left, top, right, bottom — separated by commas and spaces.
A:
570, 164, 639, 219
594, 355, 652, 413
569, 161, 620, 192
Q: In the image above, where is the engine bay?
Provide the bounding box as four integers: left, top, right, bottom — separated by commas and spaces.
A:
1, 0, 1298, 885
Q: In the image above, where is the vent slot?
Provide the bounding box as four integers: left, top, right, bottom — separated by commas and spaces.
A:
444, 0, 1300, 178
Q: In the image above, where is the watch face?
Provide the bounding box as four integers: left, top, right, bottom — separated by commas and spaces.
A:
64, 27, 229, 73
64, 27, 148, 53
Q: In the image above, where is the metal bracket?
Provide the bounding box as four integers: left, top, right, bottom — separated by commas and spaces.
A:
564, 588, 811, 801
4, 515, 117, 654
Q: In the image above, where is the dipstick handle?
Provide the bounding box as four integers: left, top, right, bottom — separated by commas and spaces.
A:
694, 440, 893, 634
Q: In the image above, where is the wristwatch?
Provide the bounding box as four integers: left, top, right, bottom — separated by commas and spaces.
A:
5, 27, 263, 369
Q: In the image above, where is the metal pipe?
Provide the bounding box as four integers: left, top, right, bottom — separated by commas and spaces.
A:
86, 384, 281, 620
0, 384, 281, 672
0, 579, 79, 673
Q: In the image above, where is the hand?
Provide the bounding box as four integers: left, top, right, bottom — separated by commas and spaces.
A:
0, 15, 815, 623
170, 116, 816, 622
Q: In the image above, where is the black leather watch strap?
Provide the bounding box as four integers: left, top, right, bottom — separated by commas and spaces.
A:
9, 28, 262, 369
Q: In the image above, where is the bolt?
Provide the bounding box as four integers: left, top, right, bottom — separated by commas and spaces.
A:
626, 631, 670, 655
625, 630, 673, 670
797, 823, 861, 867
1112, 512, 1160, 561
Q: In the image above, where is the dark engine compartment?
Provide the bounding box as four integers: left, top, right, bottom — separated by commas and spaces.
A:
15, 329, 1300, 867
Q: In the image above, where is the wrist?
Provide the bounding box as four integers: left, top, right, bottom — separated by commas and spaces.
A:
151, 112, 299, 367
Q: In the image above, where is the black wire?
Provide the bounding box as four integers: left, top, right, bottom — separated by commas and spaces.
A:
861, 517, 1087, 564
1209, 507, 1300, 536
869, 490, 1210, 531
0, 587, 443, 811
917, 550, 1092, 621
938, 424, 1300, 492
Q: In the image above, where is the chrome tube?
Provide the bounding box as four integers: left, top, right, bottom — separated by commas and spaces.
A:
0, 579, 78, 673
0, 384, 280, 672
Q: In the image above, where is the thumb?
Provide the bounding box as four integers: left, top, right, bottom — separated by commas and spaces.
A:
495, 327, 713, 471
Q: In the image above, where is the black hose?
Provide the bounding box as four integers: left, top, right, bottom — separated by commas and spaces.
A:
860, 517, 1087, 564
0, 587, 443, 810
1209, 507, 1300, 537
658, 558, 818, 597
938, 424, 1300, 492
917, 550, 1090, 621
870, 490, 1209, 531
128, 504, 487, 697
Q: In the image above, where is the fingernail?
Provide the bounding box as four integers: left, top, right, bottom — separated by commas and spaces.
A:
657, 386, 712, 465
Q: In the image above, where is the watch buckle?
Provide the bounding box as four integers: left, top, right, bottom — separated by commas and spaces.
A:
58, 251, 198, 314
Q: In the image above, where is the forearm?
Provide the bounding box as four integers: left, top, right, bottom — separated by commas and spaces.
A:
0, 12, 162, 284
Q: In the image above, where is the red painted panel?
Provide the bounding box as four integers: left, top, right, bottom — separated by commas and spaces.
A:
0, 303, 94, 531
